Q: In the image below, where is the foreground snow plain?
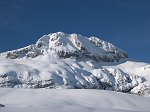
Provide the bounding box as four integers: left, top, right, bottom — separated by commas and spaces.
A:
0, 88, 150, 112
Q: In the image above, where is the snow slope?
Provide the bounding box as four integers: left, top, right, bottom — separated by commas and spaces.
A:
0, 88, 150, 112
0, 32, 150, 96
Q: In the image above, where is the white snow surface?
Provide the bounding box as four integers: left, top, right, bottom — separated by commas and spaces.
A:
0, 88, 150, 112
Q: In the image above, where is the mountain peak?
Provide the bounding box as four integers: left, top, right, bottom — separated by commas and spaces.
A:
4, 32, 128, 61
35, 32, 128, 62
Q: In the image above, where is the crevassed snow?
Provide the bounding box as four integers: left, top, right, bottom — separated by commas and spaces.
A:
0, 88, 150, 112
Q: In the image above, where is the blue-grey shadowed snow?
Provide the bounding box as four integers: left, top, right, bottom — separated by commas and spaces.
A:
0, 0, 150, 62
0, 104, 5, 107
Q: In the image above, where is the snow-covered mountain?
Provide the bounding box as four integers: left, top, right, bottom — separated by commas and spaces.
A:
0, 32, 150, 96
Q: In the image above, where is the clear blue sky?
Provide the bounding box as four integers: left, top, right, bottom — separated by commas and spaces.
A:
0, 0, 150, 62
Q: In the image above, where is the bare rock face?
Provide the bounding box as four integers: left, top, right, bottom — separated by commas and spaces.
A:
131, 81, 150, 96
6, 45, 43, 59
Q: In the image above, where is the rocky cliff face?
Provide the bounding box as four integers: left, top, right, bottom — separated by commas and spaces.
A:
0, 32, 150, 96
